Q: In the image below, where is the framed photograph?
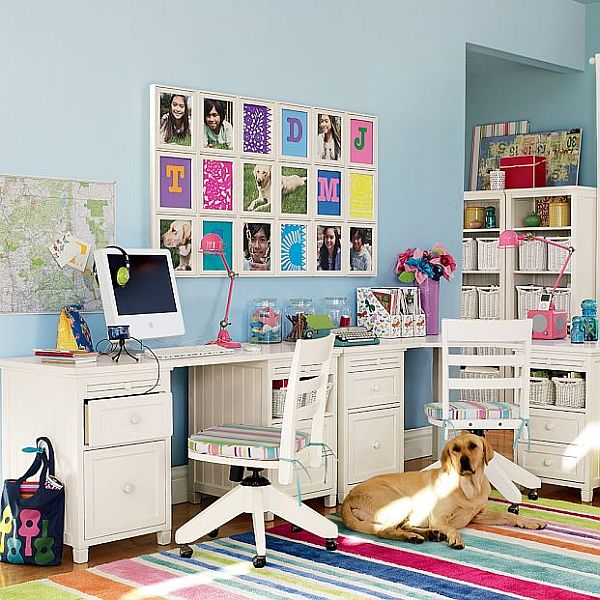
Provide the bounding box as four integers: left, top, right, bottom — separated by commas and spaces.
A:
348, 115, 377, 168
316, 168, 343, 218
240, 220, 274, 274
241, 99, 275, 159
154, 86, 194, 149
201, 94, 235, 152
348, 225, 375, 275
315, 109, 343, 164
242, 160, 274, 214
201, 157, 235, 213
280, 222, 308, 274
155, 216, 196, 275
315, 224, 342, 273
201, 219, 234, 274
279, 104, 310, 162
280, 164, 309, 218
348, 170, 376, 221
155, 153, 194, 213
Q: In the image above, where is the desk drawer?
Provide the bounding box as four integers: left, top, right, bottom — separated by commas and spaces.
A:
519, 442, 584, 483
84, 441, 167, 539
85, 373, 168, 398
347, 368, 401, 410
85, 393, 172, 447
345, 352, 402, 373
530, 408, 584, 444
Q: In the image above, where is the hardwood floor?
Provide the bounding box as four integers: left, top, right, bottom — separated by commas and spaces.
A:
2, 456, 597, 588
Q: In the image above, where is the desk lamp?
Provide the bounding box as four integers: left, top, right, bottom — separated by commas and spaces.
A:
499, 230, 574, 339
199, 233, 241, 348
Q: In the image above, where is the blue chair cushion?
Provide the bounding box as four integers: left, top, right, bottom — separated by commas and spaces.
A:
425, 401, 520, 421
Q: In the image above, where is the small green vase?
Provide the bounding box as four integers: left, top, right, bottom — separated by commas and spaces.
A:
523, 212, 541, 227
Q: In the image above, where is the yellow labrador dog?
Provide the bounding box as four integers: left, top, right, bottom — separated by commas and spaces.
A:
161, 220, 192, 271
341, 433, 546, 549
247, 164, 272, 212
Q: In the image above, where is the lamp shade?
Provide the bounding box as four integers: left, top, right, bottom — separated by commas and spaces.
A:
498, 229, 523, 247
200, 233, 225, 254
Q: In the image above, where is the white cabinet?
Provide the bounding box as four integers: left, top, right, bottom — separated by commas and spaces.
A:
338, 349, 404, 501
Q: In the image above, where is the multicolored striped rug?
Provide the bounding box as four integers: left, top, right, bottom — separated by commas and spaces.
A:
2, 497, 598, 599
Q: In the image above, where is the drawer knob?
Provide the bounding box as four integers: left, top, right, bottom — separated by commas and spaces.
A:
372, 385, 380, 393
122, 483, 135, 494
543, 423, 555, 431
543, 459, 553, 467
130, 414, 142, 425
372, 441, 381, 450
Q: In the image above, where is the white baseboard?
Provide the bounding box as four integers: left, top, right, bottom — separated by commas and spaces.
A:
171, 465, 189, 505
404, 426, 433, 460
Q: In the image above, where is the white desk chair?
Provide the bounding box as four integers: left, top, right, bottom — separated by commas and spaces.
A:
424, 319, 541, 512
175, 335, 338, 568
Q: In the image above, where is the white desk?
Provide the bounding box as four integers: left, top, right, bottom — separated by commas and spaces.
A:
1, 336, 598, 563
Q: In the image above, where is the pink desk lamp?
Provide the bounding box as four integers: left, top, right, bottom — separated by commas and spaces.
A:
499, 230, 574, 339
199, 233, 241, 348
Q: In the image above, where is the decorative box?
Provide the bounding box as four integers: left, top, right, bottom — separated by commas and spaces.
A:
499, 155, 546, 189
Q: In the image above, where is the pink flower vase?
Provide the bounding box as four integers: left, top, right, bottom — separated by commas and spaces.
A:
418, 277, 440, 335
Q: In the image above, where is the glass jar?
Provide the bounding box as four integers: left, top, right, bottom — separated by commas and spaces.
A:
581, 299, 598, 342
485, 206, 497, 229
321, 297, 351, 327
248, 298, 281, 344
284, 298, 315, 342
571, 316, 585, 344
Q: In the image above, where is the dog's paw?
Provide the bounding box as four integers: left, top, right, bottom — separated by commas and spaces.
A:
406, 533, 426, 544
519, 519, 546, 530
428, 529, 447, 542
447, 533, 465, 549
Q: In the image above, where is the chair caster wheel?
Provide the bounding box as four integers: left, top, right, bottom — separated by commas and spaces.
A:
291, 524, 303, 533
180, 545, 193, 559
252, 555, 266, 568
528, 490, 539, 501
325, 538, 338, 551
508, 504, 519, 515
208, 528, 219, 538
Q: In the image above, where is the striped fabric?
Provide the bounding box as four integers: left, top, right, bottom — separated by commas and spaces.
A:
188, 424, 309, 460
425, 400, 519, 420
6, 496, 597, 600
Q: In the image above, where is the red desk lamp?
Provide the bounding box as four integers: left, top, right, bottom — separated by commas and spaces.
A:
199, 233, 241, 348
499, 230, 574, 339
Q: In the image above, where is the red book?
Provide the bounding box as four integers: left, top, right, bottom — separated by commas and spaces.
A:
34, 349, 97, 358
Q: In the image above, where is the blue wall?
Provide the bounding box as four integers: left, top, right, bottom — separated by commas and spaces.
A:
0, 1, 588, 467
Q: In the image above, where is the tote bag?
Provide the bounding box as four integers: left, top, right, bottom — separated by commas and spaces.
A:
0, 437, 65, 566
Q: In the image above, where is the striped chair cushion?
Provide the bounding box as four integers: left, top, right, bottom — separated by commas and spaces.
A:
188, 424, 310, 461
424, 401, 519, 421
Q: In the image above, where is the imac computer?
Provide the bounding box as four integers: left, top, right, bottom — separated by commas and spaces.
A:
94, 248, 185, 340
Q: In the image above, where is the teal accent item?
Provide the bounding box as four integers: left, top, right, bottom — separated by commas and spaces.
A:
334, 337, 380, 347
280, 457, 312, 506
513, 418, 531, 452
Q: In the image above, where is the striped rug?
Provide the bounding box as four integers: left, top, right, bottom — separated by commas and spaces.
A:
2, 497, 598, 599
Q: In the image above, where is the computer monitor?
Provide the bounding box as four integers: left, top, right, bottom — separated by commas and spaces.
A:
94, 248, 185, 340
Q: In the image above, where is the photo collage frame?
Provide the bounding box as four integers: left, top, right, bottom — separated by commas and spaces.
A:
150, 85, 378, 276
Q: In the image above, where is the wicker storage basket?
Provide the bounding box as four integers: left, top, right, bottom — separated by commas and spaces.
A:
552, 377, 585, 409
461, 286, 478, 319
477, 286, 501, 319
546, 237, 571, 273
529, 377, 555, 405
272, 383, 332, 419
476, 238, 499, 271
549, 287, 571, 321
460, 366, 500, 402
518, 238, 547, 271
462, 238, 477, 271
516, 285, 543, 319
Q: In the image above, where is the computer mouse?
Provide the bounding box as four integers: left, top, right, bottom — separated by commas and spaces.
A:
243, 344, 262, 353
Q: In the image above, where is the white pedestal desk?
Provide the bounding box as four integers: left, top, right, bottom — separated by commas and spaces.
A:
1, 336, 597, 563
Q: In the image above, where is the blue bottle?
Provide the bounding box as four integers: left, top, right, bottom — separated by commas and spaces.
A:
571, 316, 585, 344
581, 299, 598, 342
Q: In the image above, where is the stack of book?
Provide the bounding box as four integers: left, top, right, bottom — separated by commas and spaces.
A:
34, 349, 99, 366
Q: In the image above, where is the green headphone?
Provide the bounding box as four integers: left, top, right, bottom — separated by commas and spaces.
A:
94, 245, 130, 287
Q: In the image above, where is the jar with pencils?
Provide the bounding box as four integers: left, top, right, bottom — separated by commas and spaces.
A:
284, 298, 316, 342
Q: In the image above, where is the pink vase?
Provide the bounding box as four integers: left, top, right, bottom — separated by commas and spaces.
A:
418, 278, 440, 335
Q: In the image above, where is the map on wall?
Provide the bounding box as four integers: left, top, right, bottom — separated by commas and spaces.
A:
0, 175, 115, 313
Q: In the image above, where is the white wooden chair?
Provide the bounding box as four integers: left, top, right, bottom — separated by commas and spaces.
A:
424, 319, 541, 511
175, 335, 338, 568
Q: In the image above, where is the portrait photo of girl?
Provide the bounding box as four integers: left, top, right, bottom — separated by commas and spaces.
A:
349, 227, 373, 272
316, 224, 341, 271
316, 113, 342, 162
159, 92, 192, 146
203, 97, 234, 151
243, 222, 272, 272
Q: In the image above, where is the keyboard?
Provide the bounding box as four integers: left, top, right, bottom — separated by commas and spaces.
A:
146, 345, 234, 360
331, 327, 380, 347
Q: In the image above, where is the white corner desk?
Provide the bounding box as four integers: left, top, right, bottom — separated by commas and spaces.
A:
1, 336, 598, 563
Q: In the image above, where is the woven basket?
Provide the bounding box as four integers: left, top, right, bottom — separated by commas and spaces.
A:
476, 238, 499, 271
477, 286, 501, 319
552, 377, 585, 409
549, 287, 571, 321
460, 366, 500, 402
461, 286, 478, 319
518, 238, 547, 271
516, 285, 543, 319
272, 383, 332, 419
546, 237, 571, 273
462, 239, 477, 271
529, 377, 555, 405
